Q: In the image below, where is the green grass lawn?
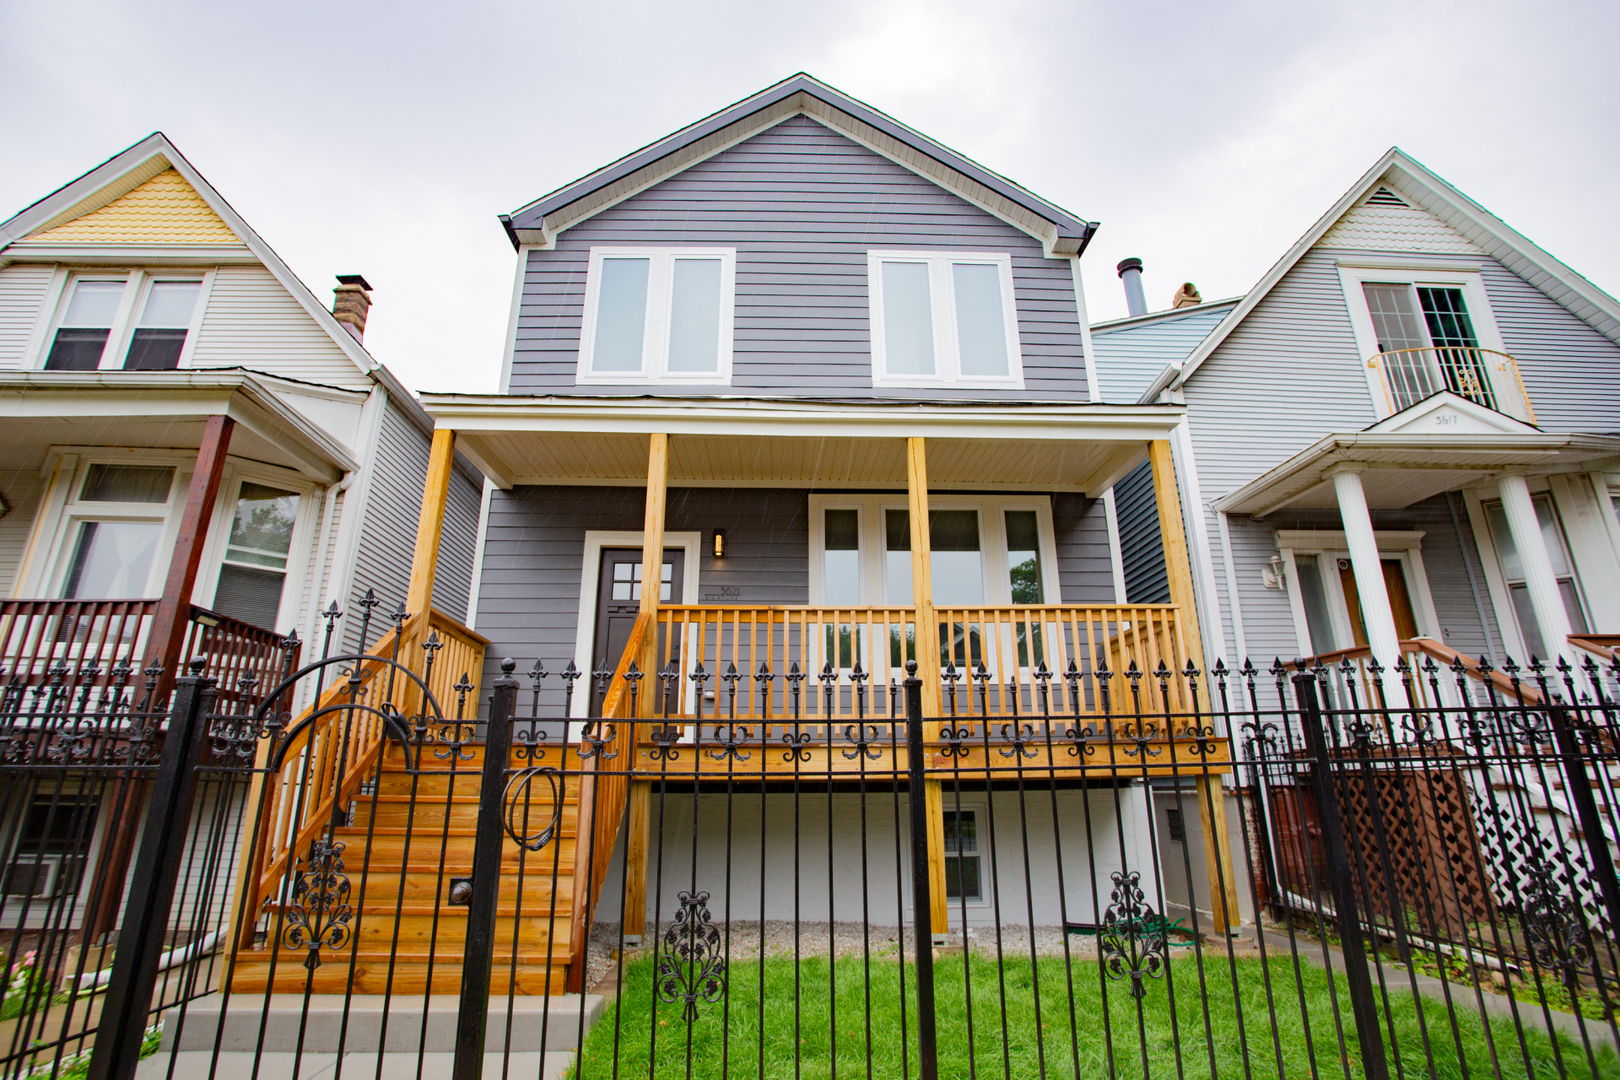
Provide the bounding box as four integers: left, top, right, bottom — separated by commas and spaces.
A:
574, 952, 1620, 1079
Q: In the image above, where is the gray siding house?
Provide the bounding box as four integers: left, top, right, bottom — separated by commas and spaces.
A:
1110, 149, 1620, 697
418, 76, 1241, 941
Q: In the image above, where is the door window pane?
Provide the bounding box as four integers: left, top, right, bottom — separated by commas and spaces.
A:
1004, 510, 1042, 603
952, 263, 1009, 378
1363, 283, 1437, 410
930, 510, 983, 607
591, 258, 650, 372
666, 258, 721, 373
46, 280, 126, 371
823, 509, 861, 606
881, 261, 935, 376
125, 281, 200, 370
80, 464, 175, 503
63, 521, 161, 598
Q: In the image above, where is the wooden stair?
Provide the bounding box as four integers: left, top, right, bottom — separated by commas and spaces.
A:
230, 742, 579, 996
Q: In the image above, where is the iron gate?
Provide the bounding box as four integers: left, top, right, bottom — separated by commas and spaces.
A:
5, 605, 1620, 1079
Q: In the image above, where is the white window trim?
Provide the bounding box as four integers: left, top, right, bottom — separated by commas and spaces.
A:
867, 250, 1024, 389
194, 465, 320, 635
1333, 262, 1527, 422
570, 531, 702, 720
29, 268, 214, 372
807, 493, 1059, 607
1275, 529, 1442, 655
575, 247, 736, 385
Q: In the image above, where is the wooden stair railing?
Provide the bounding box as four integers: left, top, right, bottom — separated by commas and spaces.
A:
1305, 638, 1543, 707
230, 607, 488, 950
1570, 634, 1620, 665
565, 611, 650, 992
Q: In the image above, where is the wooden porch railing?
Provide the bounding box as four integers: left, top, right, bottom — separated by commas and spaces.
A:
650, 603, 1193, 718
1305, 637, 1544, 708
567, 610, 649, 992
238, 607, 487, 941
0, 598, 299, 706
1570, 634, 1620, 665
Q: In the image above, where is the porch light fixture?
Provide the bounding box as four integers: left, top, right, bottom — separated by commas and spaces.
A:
1261, 555, 1286, 591
713, 529, 726, 558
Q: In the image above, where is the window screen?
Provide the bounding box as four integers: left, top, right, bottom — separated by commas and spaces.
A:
46, 280, 125, 371
125, 281, 200, 370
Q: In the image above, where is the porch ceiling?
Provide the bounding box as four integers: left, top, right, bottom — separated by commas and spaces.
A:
1214, 432, 1620, 518
0, 372, 358, 482
418, 395, 1185, 493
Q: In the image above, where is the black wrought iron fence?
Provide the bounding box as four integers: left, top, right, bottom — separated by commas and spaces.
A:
4, 606, 1620, 1080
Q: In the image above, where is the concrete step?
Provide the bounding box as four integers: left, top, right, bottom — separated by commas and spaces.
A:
138, 1051, 577, 1080
164, 993, 603, 1053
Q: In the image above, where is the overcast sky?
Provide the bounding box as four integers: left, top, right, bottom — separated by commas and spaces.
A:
3, 0, 1615, 394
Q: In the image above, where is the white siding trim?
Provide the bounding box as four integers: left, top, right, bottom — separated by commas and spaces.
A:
466, 476, 494, 629
499, 247, 534, 395
322, 386, 387, 625
1591, 473, 1620, 567
1101, 489, 1127, 603
1071, 255, 1101, 403
1214, 511, 1247, 663
1549, 474, 1620, 620
1461, 489, 1530, 662
1169, 420, 1225, 672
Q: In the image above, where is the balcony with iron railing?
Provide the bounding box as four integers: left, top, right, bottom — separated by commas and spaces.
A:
1368, 346, 1535, 421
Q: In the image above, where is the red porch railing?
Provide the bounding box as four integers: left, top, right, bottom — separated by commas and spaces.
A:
0, 598, 299, 707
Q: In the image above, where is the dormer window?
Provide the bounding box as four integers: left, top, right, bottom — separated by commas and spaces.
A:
576, 247, 735, 384
44, 279, 126, 370
867, 251, 1023, 388
124, 280, 201, 370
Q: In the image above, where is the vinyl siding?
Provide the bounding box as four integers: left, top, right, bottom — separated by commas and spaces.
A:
1111, 461, 1169, 604
0, 470, 46, 596
1090, 302, 1235, 405
344, 399, 482, 652
0, 264, 53, 369
1051, 493, 1118, 603
190, 266, 372, 389
1480, 260, 1620, 432
508, 115, 1088, 401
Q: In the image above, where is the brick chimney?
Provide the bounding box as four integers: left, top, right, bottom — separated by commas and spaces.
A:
1171, 282, 1202, 309
332, 274, 373, 341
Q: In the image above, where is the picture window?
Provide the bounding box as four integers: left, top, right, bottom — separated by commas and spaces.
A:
868, 252, 1022, 388
578, 248, 735, 383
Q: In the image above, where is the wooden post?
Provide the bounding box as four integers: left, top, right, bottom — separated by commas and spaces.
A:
906, 437, 949, 938
1148, 438, 1239, 932
623, 433, 668, 943
406, 427, 458, 623
83, 414, 235, 944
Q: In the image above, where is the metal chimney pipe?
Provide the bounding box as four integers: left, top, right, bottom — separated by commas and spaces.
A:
1117, 258, 1147, 317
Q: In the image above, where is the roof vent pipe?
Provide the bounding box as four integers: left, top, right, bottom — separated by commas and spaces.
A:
1117, 258, 1147, 317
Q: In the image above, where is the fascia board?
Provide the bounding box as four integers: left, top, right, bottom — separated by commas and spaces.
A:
1175, 149, 1620, 393
504, 75, 1094, 255
1089, 298, 1243, 334
1212, 432, 1620, 515
418, 395, 1185, 442
1171, 148, 1405, 391
0, 133, 173, 244
0, 242, 256, 269
0, 371, 357, 478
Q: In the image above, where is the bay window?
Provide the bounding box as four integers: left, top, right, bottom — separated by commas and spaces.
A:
868, 251, 1022, 388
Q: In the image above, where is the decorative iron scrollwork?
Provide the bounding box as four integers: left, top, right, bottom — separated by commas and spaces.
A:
1100, 869, 1168, 1000
503, 767, 564, 851
281, 838, 354, 970
841, 723, 883, 761
1521, 862, 1593, 983
656, 890, 726, 1023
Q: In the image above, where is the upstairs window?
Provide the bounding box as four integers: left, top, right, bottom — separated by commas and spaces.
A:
45, 279, 127, 370
868, 252, 1023, 388
124, 280, 201, 370
212, 482, 301, 631
577, 248, 735, 384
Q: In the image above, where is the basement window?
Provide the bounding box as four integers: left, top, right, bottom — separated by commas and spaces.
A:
577, 247, 736, 384
868, 251, 1023, 388
943, 809, 983, 902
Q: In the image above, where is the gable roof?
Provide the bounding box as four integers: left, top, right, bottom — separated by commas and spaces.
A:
0, 133, 379, 381
501, 73, 1097, 259
1141, 147, 1620, 402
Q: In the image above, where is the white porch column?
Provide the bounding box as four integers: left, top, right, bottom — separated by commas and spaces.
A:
1330, 465, 1401, 673
1496, 473, 1576, 669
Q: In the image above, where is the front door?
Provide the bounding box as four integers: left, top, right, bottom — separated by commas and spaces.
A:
590, 547, 684, 715
1339, 557, 1420, 648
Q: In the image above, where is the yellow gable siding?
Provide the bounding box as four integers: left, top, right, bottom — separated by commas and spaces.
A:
24, 169, 239, 244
